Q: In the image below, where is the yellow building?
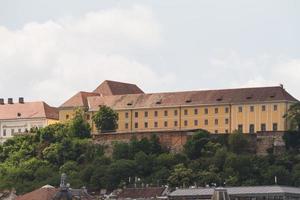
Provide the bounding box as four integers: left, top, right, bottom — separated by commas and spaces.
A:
59, 80, 298, 134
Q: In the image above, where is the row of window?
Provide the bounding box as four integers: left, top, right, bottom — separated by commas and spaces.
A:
237, 123, 278, 133
2, 128, 26, 136
125, 104, 279, 118
128, 108, 229, 118
125, 118, 230, 129
238, 105, 278, 112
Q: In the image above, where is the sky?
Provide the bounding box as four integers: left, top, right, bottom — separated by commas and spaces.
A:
0, 0, 299, 106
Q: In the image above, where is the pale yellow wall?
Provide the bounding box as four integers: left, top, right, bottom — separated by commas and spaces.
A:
63, 101, 294, 134
231, 102, 287, 133
59, 109, 76, 122
46, 119, 59, 125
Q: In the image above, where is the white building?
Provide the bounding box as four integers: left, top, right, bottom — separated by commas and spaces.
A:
0, 98, 58, 143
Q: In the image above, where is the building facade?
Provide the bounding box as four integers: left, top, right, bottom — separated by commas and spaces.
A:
59, 80, 298, 134
0, 98, 58, 143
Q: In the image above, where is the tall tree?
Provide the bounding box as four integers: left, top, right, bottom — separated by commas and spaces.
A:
68, 109, 91, 138
92, 105, 118, 132
284, 102, 300, 131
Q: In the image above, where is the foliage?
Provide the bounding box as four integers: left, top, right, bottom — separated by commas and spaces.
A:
68, 109, 91, 138
284, 102, 300, 131
92, 105, 118, 132
2, 119, 300, 194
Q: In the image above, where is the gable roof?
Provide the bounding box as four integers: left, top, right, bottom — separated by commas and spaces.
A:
16, 187, 58, 200
93, 80, 144, 96
60, 91, 99, 108
88, 86, 298, 111
0, 101, 58, 120
118, 187, 166, 199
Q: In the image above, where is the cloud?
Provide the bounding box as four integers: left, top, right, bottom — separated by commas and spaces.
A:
209, 50, 300, 99
0, 5, 175, 106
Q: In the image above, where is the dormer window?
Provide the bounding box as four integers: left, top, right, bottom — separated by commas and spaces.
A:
156, 99, 162, 105
127, 102, 133, 106
270, 93, 276, 98
216, 97, 223, 101
185, 99, 192, 103
246, 95, 253, 100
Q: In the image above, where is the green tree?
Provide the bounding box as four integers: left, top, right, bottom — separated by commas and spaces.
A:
184, 130, 210, 159
68, 109, 91, 138
228, 131, 249, 154
92, 105, 118, 132
284, 102, 300, 131
168, 163, 193, 187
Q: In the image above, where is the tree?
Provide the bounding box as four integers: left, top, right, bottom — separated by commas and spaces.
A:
92, 105, 118, 132
228, 131, 249, 154
168, 164, 193, 187
68, 109, 91, 138
284, 102, 300, 131
184, 130, 210, 159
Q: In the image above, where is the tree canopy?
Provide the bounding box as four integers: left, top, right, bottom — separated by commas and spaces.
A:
92, 105, 118, 132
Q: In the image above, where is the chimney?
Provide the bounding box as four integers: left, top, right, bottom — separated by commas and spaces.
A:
19, 97, 24, 104
0, 98, 4, 105
8, 98, 13, 104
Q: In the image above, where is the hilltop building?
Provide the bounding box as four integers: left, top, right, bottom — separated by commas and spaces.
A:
59, 80, 298, 134
0, 98, 58, 143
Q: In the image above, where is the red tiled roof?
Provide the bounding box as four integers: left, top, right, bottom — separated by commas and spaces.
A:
0, 101, 58, 120
60, 91, 99, 108
93, 80, 144, 96
88, 86, 298, 110
16, 187, 58, 200
117, 187, 166, 199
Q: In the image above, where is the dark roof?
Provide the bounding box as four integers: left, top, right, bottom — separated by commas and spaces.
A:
60, 91, 99, 108
0, 101, 58, 120
118, 187, 166, 199
93, 80, 144, 96
169, 186, 300, 197
16, 187, 58, 200
88, 86, 298, 110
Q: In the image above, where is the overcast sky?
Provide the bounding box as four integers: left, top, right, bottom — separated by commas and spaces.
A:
0, 0, 299, 106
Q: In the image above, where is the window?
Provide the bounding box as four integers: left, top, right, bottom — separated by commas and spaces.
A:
3, 129, 6, 136
225, 129, 229, 134
184, 120, 188, 126
174, 110, 178, 116
134, 123, 138, 128
249, 124, 255, 134
125, 123, 129, 129
273, 123, 278, 131
154, 111, 158, 117
250, 106, 254, 112
174, 121, 178, 127
238, 106, 243, 112
154, 121, 158, 128
238, 124, 243, 133
225, 118, 229, 124
262, 105, 266, 111
184, 109, 188, 115
144, 111, 148, 117
274, 105, 278, 111
144, 122, 148, 128
205, 108, 208, 114
164, 110, 168, 117
215, 130, 218, 134
66, 114, 69, 120
205, 119, 208, 125
86, 114, 90, 120
11, 129, 14, 135
164, 121, 168, 127
135, 112, 138, 118
194, 109, 198, 115
215, 119, 218, 125
18, 128, 21, 133
261, 123, 266, 131
215, 108, 218, 114
225, 107, 229, 113
194, 120, 198, 126
125, 112, 129, 118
